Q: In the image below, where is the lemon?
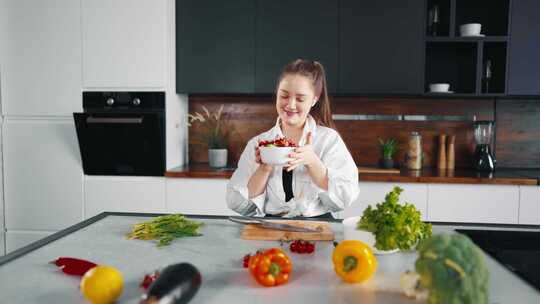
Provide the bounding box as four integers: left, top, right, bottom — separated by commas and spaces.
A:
80, 265, 124, 304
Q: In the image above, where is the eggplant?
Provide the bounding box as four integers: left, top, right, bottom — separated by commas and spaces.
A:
140, 263, 201, 304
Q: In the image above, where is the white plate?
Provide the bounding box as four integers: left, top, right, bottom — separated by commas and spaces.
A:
342, 216, 399, 255
461, 34, 485, 37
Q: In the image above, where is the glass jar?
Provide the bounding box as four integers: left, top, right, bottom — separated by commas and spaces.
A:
406, 132, 423, 170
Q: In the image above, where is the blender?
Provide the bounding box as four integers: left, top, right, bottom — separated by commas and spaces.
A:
472, 121, 496, 171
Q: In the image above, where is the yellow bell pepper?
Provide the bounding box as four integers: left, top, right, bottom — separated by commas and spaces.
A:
332, 240, 377, 283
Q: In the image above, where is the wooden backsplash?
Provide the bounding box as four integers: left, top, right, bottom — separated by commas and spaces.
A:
495, 99, 540, 168
187, 95, 502, 168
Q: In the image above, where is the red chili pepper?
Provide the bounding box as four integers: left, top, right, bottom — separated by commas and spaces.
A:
140, 271, 160, 290
50, 257, 97, 276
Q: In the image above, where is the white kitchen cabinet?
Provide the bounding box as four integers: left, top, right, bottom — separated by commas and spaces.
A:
428, 184, 519, 224
166, 179, 236, 216
340, 182, 428, 220
82, 0, 167, 88
3, 119, 84, 231
518, 186, 540, 225
0, 0, 82, 116
5, 230, 53, 254
85, 176, 166, 218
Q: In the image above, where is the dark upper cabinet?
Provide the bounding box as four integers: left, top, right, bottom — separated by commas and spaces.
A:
176, 0, 256, 93
340, 1, 424, 94
508, 0, 540, 95
255, 0, 339, 93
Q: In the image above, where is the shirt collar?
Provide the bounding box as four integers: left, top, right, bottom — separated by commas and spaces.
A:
272, 115, 317, 146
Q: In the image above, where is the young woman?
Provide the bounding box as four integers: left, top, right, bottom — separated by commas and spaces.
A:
226, 59, 359, 218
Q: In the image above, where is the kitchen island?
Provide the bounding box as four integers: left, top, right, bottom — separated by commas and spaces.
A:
0, 212, 539, 303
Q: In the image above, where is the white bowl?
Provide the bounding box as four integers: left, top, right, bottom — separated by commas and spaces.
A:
260, 146, 295, 166
460, 23, 482, 36
429, 83, 450, 93
342, 216, 399, 255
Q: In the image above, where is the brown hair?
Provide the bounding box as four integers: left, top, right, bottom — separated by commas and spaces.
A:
277, 59, 336, 129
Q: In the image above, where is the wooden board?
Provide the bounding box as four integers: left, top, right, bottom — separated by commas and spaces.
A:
358, 166, 400, 174
240, 220, 334, 241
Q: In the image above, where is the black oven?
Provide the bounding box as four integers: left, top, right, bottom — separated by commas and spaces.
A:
74, 92, 165, 176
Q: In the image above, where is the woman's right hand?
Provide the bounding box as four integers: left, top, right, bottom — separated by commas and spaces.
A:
255, 145, 273, 173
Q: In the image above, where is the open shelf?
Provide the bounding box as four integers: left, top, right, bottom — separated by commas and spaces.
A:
424, 0, 510, 95
425, 42, 477, 94
481, 42, 507, 94
427, 0, 451, 37
455, 0, 509, 36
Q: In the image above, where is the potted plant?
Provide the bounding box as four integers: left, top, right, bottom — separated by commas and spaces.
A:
188, 105, 230, 168
377, 137, 398, 169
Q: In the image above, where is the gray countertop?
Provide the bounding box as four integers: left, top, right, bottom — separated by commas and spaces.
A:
0, 213, 539, 303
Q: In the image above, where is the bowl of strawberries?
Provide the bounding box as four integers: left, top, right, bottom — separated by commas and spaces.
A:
258, 137, 297, 166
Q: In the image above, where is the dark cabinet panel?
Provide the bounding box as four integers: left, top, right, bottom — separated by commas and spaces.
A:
176, 0, 255, 93
340, 0, 424, 94
508, 0, 540, 95
255, 0, 339, 93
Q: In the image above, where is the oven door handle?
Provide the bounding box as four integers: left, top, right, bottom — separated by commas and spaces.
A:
86, 116, 143, 124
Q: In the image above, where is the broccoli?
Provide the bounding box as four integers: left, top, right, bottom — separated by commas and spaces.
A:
413, 233, 490, 304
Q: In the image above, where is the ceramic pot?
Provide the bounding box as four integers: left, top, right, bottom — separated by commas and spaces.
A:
380, 158, 394, 169
208, 149, 227, 168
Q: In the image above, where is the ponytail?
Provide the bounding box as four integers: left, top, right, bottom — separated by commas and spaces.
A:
278, 59, 336, 129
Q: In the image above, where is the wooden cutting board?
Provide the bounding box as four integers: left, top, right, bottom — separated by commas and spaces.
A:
240, 220, 334, 241
358, 166, 400, 174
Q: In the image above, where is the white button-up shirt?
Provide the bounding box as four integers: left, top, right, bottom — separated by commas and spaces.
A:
226, 116, 359, 217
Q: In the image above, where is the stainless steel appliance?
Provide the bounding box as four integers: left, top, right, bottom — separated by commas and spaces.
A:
74, 92, 165, 176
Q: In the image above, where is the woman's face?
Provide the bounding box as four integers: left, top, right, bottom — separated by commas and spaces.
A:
276, 74, 318, 128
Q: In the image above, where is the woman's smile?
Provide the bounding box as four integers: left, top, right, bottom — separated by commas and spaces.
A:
285, 109, 299, 117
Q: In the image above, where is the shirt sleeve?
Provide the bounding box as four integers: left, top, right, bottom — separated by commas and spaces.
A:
316, 132, 359, 212
226, 138, 267, 216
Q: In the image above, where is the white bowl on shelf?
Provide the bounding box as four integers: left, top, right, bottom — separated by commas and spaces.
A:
429, 83, 451, 93
460, 23, 482, 36
342, 216, 399, 255
260, 146, 295, 166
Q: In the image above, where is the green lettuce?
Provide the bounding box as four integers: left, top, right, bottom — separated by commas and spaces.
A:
357, 186, 432, 251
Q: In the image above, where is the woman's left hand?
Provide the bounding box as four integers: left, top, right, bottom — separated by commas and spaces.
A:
286, 132, 321, 172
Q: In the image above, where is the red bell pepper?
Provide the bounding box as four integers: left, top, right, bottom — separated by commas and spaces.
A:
50, 257, 97, 276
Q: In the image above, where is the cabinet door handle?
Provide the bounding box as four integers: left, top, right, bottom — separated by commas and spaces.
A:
86, 117, 143, 124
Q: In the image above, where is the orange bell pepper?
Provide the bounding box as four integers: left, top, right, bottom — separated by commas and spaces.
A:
248, 248, 292, 287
